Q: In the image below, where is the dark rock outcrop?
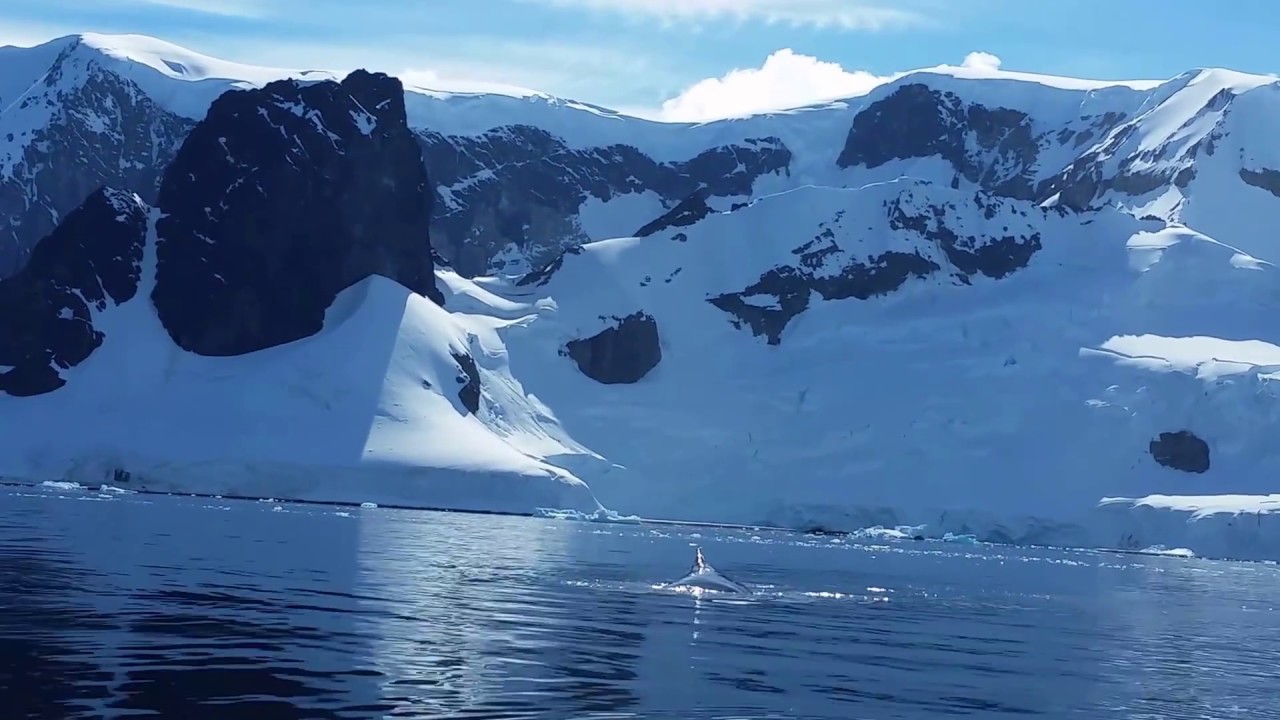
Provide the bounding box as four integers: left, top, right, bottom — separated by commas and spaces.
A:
1045, 101, 1234, 212
838, 83, 1143, 209
420, 128, 790, 276
635, 189, 715, 237
0, 40, 191, 278
1149, 431, 1210, 474
152, 70, 443, 357
563, 312, 661, 384
451, 349, 481, 414
837, 84, 1044, 200
709, 188, 1044, 345
1240, 167, 1280, 199
711, 250, 938, 346
885, 198, 1042, 282
0, 188, 148, 396
516, 245, 583, 288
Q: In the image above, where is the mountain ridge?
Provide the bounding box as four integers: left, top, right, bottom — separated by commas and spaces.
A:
1, 32, 1185, 120
4, 33, 1280, 280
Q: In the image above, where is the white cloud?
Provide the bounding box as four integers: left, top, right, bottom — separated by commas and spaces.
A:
132, 0, 267, 18
962, 51, 1002, 71
522, 0, 925, 30
35, 0, 270, 19
654, 49, 897, 121
650, 49, 1006, 122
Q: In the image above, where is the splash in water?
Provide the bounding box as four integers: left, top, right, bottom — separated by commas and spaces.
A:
665, 546, 750, 594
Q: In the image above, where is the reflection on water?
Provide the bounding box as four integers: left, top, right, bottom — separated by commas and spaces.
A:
1, 486, 1279, 719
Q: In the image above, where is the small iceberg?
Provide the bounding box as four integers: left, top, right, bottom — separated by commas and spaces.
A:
666, 547, 750, 594
535, 507, 644, 524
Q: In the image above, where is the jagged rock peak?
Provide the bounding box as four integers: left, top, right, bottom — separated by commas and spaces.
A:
0, 187, 149, 397
151, 69, 443, 357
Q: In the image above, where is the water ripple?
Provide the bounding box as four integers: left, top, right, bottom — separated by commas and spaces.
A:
1, 488, 1279, 718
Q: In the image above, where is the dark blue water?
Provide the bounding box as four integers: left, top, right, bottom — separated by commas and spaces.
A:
2, 484, 1279, 719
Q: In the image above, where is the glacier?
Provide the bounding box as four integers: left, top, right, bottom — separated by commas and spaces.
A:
2, 34, 1280, 561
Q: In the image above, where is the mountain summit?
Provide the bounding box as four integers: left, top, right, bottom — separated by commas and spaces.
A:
153, 69, 443, 356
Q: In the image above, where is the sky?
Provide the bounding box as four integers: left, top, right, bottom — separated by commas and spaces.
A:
1, 0, 1278, 121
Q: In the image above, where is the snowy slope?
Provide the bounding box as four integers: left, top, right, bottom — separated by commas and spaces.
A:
476, 183, 1280, 558
1049, 69, 1280, 262
6, 174, 1277, 557
0, 213, 600, 515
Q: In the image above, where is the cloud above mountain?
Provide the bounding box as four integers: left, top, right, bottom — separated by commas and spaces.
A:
650, 49, 1005, 122
519, 0, 925, 29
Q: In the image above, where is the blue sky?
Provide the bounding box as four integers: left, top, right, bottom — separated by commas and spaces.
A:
2, 0, 1278, 119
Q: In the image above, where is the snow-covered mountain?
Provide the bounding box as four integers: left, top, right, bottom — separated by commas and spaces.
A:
0, 67, 598, 515
8, 33, 1277, 281
3, 34, 1280, 559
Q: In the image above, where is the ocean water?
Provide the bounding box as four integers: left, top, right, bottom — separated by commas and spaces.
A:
1, 484, 1278, 719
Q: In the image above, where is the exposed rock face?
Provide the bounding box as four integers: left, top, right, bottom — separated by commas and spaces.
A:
420, 128, 791, 276
1240, 167, 1280, 199
1150, 431, 1210, 474
711, 251, 938, 346
885, 197, 1042, 282
838, 84, 1043, 200
152, 70, 443, 357
564, 312, 661, 384
635, 189, 716, 238
0, 188, 148, 396
516, 245, 584, 288
0, 40, 190, 277
1045, 90, 1233, 211
709, 185, 1046, 345
451, 349, 481, 414
837, 83, 1139, 208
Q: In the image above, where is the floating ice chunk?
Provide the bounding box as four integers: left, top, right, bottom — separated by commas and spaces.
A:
1141, 545, 1197, 558
849, 526, 917, 541
535, 507, 643, 524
